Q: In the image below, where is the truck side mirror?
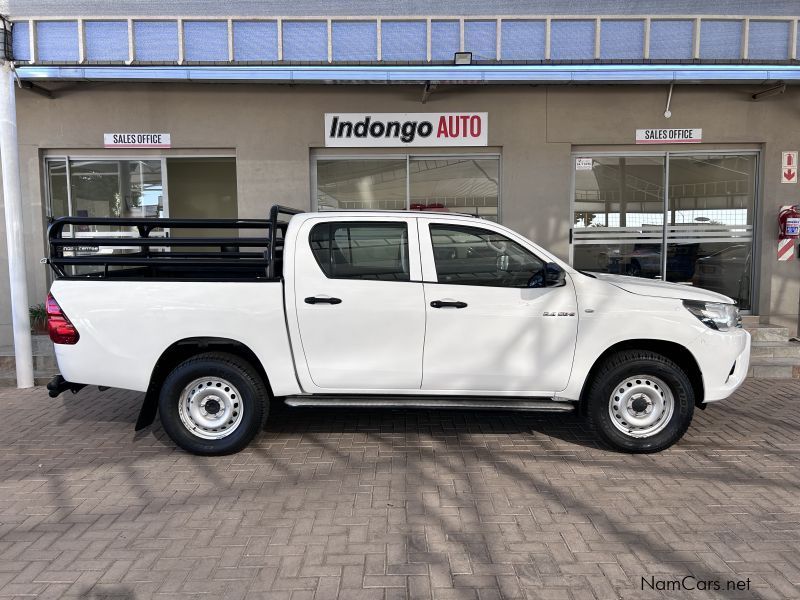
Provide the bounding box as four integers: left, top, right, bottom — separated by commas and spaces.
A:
528, 262, 566, 288
545, 262, 566, 287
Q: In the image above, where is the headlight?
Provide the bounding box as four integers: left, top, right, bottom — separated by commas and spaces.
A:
683, 300, 740, 331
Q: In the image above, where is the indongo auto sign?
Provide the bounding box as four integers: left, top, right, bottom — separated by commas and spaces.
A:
324, 113, 488, 147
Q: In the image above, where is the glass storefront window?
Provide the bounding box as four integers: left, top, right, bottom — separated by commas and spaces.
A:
573, 156, 665, 278
572, 152, 757, 310
46, 158, 167, 274
45, 157, 237, 276
47, 160, 69, 219
316, 159, 407, 210
410, 157, 499, 220
69, 159, 164, 234
314, 155, 500, 220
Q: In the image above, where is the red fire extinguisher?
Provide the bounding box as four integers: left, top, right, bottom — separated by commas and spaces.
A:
779, 205, 800, 239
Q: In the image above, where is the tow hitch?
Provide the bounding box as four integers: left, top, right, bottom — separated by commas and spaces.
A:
47, 374, 86, 398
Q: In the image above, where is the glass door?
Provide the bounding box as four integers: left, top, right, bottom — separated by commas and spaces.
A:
666, 154, 756, 310
571, 151, 758, 310
572, 156, 665, 278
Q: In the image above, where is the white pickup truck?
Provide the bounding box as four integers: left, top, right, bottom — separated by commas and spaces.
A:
45, 206, 750, 455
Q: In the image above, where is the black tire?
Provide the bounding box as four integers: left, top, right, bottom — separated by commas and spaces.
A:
158, 352, 269, 455
585, 350, 694, 453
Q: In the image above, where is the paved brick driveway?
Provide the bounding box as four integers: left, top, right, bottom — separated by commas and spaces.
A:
0, 379, 798, 600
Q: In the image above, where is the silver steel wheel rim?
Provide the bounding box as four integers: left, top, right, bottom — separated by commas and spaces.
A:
178, 377, 243, 440
608, 375, 674, 438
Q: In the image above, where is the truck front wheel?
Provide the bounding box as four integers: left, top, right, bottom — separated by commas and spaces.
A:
585, 350, 694, 453
158, 352, 269, 455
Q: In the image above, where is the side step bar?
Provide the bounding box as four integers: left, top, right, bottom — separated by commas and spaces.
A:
284, 395, 575, 412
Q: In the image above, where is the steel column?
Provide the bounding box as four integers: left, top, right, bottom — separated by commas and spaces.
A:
0, 63, 34, 388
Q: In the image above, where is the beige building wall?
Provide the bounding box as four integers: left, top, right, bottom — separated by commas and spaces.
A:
1, 82, 799, 346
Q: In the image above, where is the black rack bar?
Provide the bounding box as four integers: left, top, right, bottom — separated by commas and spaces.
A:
268, 205, 303, 279
54, 257, 269, 267
46, 205, 304, 280
49, 237, 276, 248
49, 217, 271, 228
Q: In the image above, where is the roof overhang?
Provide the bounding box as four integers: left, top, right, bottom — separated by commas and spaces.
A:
15, 64, 800, 85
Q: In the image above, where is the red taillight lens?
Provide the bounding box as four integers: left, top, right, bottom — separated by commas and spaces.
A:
46, 293, 80, 345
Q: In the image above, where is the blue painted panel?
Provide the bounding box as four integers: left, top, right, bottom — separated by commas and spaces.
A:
233, 21, 278, 61
283, 21, 328, 62
500, 20, 545, 60
700, 20, 743, 59
550, 20, 595, 60
37, 21, 79, 62
12, 21, 31, 61
332, 21, 377, 61
381, 21, 426, 61
85, 21, 128, 62
464, 20, 496, 60
600, 20, 644, 59
134, 21, 179, 62
431, 21, 460, 61
748, 20, 790, 60
184, 21, 228, 62
649, 20, 694, 59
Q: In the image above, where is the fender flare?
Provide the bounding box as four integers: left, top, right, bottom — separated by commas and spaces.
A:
135, 337, 271, 430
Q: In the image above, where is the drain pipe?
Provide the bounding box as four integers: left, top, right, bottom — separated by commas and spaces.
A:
0, 22, 34, 388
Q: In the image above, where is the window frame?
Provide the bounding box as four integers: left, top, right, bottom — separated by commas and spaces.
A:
308, 219, 416, 283
422, 221, 549, 289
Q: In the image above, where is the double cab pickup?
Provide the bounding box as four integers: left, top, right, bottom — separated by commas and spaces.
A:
45, 207, 750, 455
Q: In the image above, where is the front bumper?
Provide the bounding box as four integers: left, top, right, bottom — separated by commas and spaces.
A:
692, 328, 751, 403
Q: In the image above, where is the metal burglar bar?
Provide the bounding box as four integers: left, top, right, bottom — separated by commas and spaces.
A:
11, 15, 800, 65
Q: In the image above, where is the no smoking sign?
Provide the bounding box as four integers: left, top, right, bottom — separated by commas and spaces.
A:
782, 151, 797, 184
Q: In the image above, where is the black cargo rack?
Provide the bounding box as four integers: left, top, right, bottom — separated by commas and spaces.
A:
46, 205, 303, 281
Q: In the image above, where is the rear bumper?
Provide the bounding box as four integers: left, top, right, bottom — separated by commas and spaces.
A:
694, 328, 751, 403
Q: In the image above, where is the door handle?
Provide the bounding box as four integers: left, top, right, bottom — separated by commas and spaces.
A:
305, 296, 342, 305
430, 300, 467, 309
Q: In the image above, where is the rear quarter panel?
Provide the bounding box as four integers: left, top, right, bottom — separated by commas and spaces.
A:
50, 280, 301, 395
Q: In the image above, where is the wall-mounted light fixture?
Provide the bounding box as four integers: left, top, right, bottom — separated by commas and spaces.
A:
454, 52, 472, 65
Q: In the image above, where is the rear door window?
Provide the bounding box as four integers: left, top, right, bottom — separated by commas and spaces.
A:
309, 222, 410, 281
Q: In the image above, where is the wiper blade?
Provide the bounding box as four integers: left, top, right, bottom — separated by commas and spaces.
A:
578, 270, 597, 278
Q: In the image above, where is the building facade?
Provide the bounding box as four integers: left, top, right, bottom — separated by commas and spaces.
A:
2, 1, 800, 355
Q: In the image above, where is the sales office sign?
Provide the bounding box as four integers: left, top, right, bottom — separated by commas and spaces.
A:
635, 128, 702, 144
325, 113, 488, 147
104, 133, 171, 148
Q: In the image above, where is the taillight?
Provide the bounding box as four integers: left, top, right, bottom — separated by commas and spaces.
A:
46, 293, 80, 345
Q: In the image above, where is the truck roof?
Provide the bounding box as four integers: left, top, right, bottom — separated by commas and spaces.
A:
294, 210, 481, 220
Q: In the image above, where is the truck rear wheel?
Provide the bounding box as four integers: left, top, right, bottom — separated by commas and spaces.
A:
585, 350, 694, 453
158, 352, 269, 455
